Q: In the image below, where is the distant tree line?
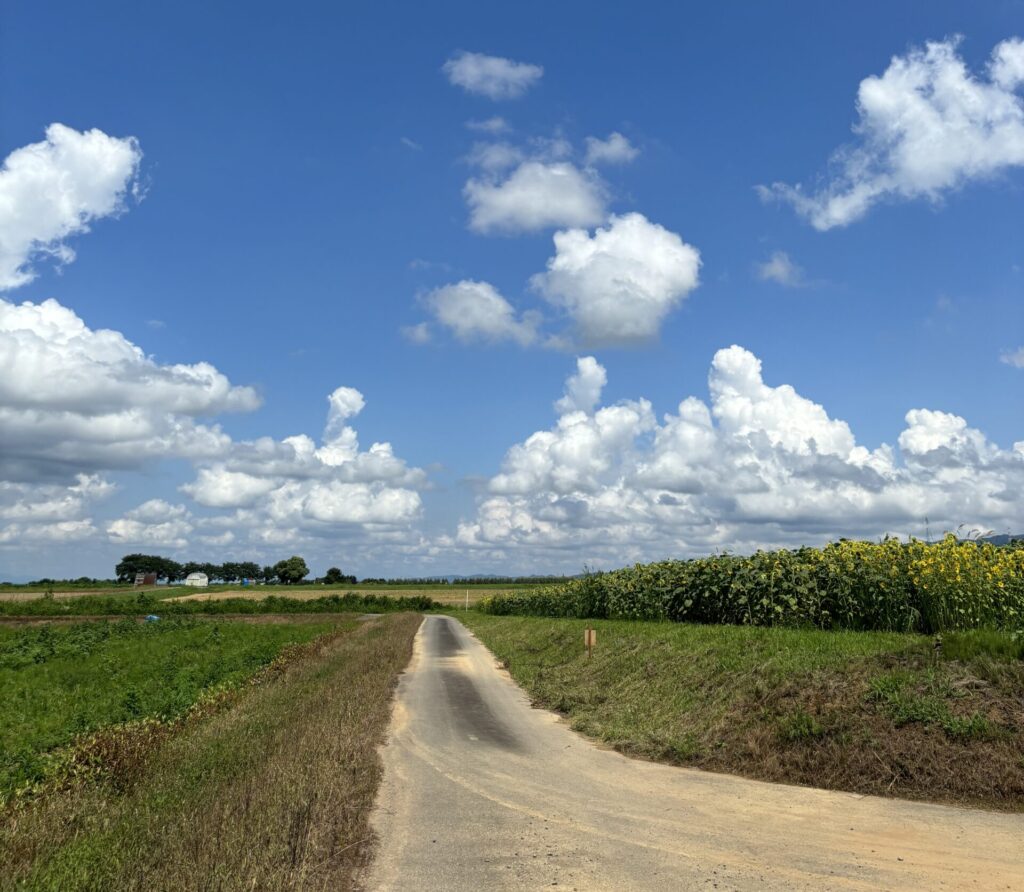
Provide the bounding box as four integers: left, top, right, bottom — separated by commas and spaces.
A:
8, 577, 118, 588
115, 554, 316, 585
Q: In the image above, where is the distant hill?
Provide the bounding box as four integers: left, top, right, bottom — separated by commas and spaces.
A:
979, 534, 1024, 546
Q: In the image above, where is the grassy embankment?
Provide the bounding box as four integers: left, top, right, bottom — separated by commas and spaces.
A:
1, 613, 422, 890
462, 613, 1024, 811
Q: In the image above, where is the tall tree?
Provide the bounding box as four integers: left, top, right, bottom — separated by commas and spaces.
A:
273, 556, 309, 585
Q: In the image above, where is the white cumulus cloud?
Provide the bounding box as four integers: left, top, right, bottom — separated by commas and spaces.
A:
107, 500, 194, 549
584, 132, 639, 165
464, 161, 606, 234
760, 37, 1024, 229
0, 297, 259, 482
443, 51, 543, 100
0, 475, 111, 547
531, 213, 701, 345
555, 356, 607, 414
453, 349, 1024, 567
0, 123, 142, 290
180, 386, 426, 549
423, 280, 539, 346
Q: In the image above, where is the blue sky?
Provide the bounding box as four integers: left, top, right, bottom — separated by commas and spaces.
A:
1, 1, 1022, 579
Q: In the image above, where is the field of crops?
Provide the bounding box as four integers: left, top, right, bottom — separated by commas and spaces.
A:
480, 536, 1024, 633
0, 591, 439, 618
0, 618, 338, 803
1, 614, 422, 890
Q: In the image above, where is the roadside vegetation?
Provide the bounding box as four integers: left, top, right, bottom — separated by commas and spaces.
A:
480, 536, 1024, 633
462, 613, 1024, 810
1, 613, 422, 891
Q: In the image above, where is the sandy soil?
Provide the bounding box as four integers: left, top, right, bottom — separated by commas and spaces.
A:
366, 616, 1024, 891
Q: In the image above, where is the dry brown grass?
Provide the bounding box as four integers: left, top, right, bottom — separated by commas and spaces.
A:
0, 613, 422, 891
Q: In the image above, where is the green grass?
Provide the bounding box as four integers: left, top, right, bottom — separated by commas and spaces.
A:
1, 614, 422, 892
460, 614, 915, 739
0, 591, 439, 617
461, 613, 1024, 809
866, 669, 997, 739
0, 618, 337, 802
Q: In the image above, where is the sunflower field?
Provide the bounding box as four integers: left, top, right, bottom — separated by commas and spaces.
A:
479, 535, 1024, 633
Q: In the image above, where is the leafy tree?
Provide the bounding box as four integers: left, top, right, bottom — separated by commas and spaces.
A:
237, 562, 261, 581
261, 565, 277, 584
161, 558, 185, 582
115, 554, 182, 583
273, 556, 309, 585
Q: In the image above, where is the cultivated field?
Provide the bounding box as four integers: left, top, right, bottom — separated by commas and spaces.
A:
0, 588, 158, 603
165, 585, 522, 607
481, 536, 1024, 632
0, 583, 532, 607
1, 613, 422, 890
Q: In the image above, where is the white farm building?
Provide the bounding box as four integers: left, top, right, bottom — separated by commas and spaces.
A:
184, 572, 209, 587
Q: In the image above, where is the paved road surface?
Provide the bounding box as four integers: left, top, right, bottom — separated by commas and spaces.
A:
366, 615, 1024, 891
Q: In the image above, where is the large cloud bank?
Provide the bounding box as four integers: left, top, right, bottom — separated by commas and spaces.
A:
453, 349, 1024, 567
0, 296, 258, 482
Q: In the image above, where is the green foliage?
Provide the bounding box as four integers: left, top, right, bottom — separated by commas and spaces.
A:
0, 592, 439, 618
323, 567, 357, 585
480, 535, 1024, 633
115, 554, 184, 583
779, 709, 827, 741
0, 619, 335, 802
273, 555, 309, 585
866, 670, 996, 740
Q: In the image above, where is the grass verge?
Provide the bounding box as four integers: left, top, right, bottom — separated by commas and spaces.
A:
1, 613, 422, 891
460, 613, 1024, 811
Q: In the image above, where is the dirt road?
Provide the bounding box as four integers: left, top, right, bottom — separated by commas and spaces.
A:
366, 615, 1024, 891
